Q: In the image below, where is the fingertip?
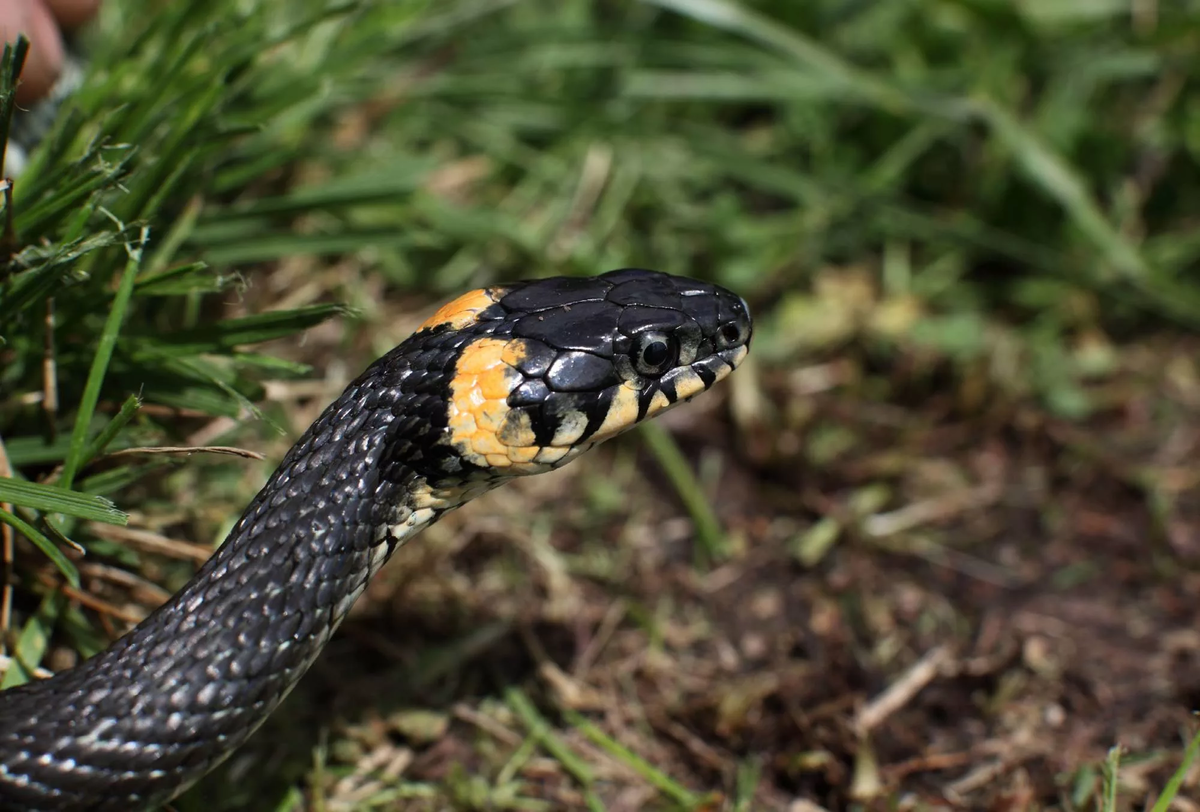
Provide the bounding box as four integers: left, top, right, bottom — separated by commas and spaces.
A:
43, 0, 102, 30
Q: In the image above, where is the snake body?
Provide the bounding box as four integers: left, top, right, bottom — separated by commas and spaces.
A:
0, 269, 752, 811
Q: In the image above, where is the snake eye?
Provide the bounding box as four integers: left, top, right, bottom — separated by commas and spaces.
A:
633, 331, 676, 376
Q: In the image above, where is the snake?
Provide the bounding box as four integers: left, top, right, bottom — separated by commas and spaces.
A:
0, 268, 752, 811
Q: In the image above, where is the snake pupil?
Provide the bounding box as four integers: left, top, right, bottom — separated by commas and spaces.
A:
642, 340, 669, 367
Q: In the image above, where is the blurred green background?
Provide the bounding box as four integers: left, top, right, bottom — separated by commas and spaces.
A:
2, 0, 1200, 809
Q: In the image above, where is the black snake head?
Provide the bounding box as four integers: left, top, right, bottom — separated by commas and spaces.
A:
395, 268, 752, 488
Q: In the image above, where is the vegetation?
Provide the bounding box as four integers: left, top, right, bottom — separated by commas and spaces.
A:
2, 0, 1200, 808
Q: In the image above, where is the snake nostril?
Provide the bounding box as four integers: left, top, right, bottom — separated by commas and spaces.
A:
719, 323, 742, 346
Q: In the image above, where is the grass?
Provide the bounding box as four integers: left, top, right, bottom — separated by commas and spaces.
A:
2, 0, 1200, 809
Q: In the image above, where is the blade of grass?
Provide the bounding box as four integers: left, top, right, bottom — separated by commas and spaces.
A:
564, 708, 705, 809
504, 687, 603, 811
639, 422, 726, 568
128, 304, 348, 355
733, 757, 762, 812
643, 0, 912, 111
982, 101, 1200, 325
135, 262, 227, 296
81, 394, 142, 463
0, 37, 30, 181
1149, 728, 1200, 812
201, 158, 436, 221
1101, 745, 1120, 812
4, 436, 77, 467
0, 228, 139, 325
58, 227, 149, 490
0, 479, 126, 525
976, 100, 1149, 283
0, 507, 78, 594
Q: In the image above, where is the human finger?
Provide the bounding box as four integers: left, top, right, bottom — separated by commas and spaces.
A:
42, 0, 103, 30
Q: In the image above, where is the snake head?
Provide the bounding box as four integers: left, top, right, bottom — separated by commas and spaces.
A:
410, 268, 752, 481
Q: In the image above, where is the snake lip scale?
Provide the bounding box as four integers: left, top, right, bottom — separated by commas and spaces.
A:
0, 268, 752, 811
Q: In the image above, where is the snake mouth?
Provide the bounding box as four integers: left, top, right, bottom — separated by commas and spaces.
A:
690, 341, 749, 394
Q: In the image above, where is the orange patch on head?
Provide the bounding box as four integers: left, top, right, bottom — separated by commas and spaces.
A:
447, 338, 553, 474
419, 288, 501, 332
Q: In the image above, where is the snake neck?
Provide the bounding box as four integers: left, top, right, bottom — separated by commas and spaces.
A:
0, 340, 495, 812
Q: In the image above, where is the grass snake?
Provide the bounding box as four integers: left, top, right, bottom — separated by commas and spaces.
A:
0, 268, 753, 810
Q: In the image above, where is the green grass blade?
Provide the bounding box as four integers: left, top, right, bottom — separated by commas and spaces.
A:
81, 394, 143, 464
4, 436, 76, 467
640, 422, 726, 568
643, 0, 908, 109
0, 36, 29, 180
977, 101, 1147, 281
564, 708, 704, 809
0, 508, 79, 589
0, 479, 127, 525
1149, 728, 1200, 812
58, 228, 149, 490
129, 304, 347, 355
1101, 745, 1120, 812
505, 687, 599, 803
134, 262, 225, 296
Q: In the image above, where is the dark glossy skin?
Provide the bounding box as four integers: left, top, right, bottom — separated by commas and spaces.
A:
0, 269, 752, 811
